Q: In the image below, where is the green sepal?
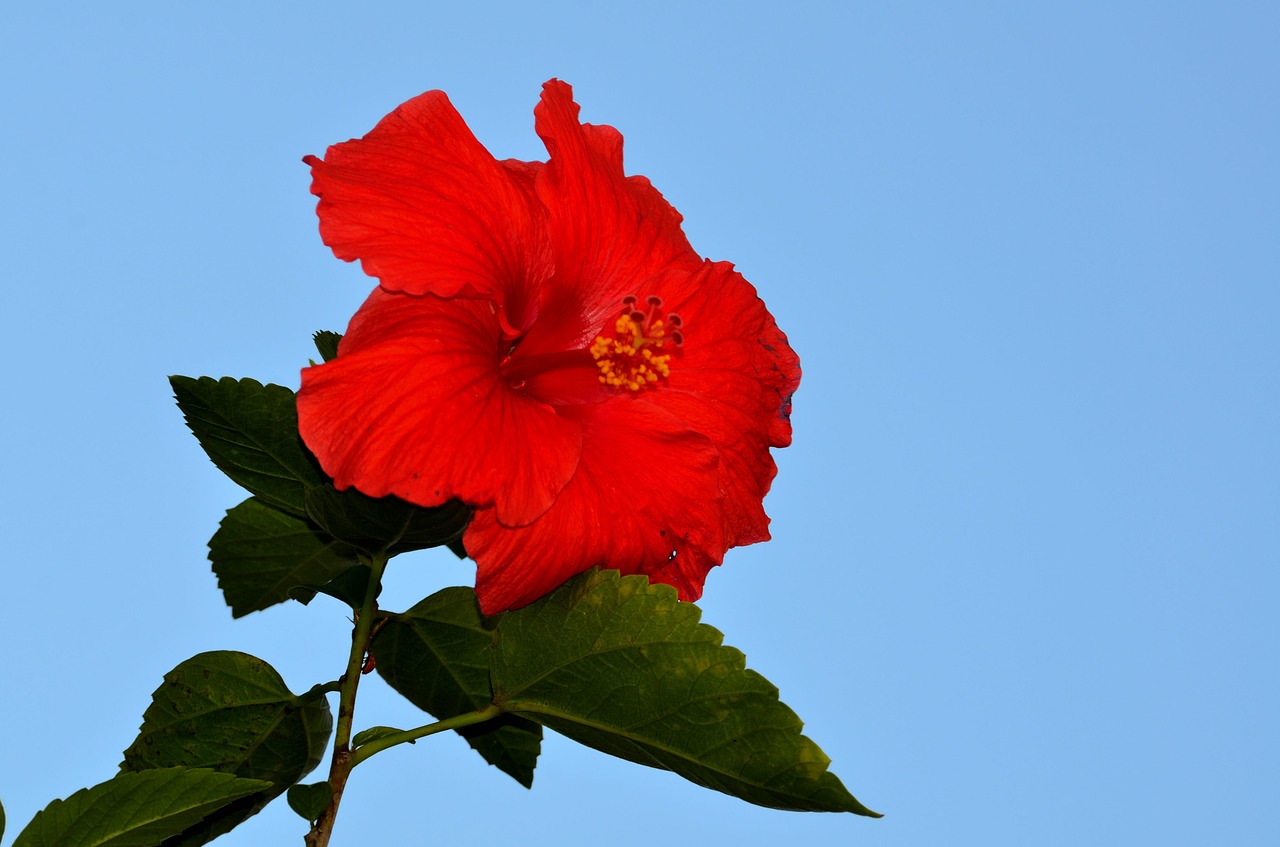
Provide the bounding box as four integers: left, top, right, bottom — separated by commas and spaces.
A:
312, 330, 342, 363
210, 497, 361, 617
372, 588, 541, 787
304, 486, 470, 556
286, 782, 332, 823
492, 569, 880, 816
170, 376, 324, 518
120, 651, 334, 843
12, 768, 270, 847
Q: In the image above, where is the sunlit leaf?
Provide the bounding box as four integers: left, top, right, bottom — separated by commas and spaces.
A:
492, 569, 880, 816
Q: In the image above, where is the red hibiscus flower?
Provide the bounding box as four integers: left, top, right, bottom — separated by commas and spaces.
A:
297, 80, 800, 614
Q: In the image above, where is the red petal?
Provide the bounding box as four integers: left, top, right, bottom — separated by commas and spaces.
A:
466, 399, 725, 614
513, 80, 702, 360
297, 288, 581, 527
657, 260, 800, 440
646, 261, 802, 547
304, 91, 552, 333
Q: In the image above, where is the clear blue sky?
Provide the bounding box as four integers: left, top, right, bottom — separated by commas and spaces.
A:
3, 2, 1277, 845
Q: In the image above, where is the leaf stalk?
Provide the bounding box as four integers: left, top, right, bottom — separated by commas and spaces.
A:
350, 704, 502, 767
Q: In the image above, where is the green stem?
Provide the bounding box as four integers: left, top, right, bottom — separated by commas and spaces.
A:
304, 554, 389, 847
299, 680, 342, 703
350, 704, 502, 768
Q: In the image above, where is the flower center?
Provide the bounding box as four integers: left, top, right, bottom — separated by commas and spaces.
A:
590, 295, 684, 391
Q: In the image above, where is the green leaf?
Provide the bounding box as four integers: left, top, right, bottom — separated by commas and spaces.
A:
350, 726, 409, 749
285, 782, 331, 823
13, 768, 270, 847
173, 375, 473, 559
372, 588, 541, 787
303, 486, 471, 556
312, 331, 342, 363
299, 564, 374, 610
170, 376, 325, 517
120, 652, 334, 843
492, 569, 880, 816
154, 795, 260, 847
209, 497, 361, 617
123, 651, 332, 779
1, 796, 6, 842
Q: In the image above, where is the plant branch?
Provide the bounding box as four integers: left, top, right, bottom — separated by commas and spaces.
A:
304, 552, 388, 847
349, 704, 502, 768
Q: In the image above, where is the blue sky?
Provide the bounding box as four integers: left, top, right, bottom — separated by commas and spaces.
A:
2, 2, 1277, 845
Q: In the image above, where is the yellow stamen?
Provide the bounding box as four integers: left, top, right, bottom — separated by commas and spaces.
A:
590, 301, 681, 391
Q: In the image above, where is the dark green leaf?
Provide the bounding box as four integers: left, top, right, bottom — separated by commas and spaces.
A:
492, 569, 880, 816
312, 331, 342, 363
285, 782, 331, 823
174, 376, 471, 559
170, 377, 325, 517
299, 564, 374, 610
210, 497, 361, 617
304, 486, 470, 556
152, 795, 260, 847
372, 588, 541, 787
120, 652, 334, 843
12, 768, 270, 847
123, 651, 332, 779
1, 796, 6, 842
446, 538, 468, 560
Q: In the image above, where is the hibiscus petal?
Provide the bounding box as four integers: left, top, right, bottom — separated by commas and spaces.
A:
305, 90, 552, 333
466, 399, 725, 614
297, 289, 582, 527
645, 261, 802, 547
657, 260, 801, 440
514, 80, 702, 359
